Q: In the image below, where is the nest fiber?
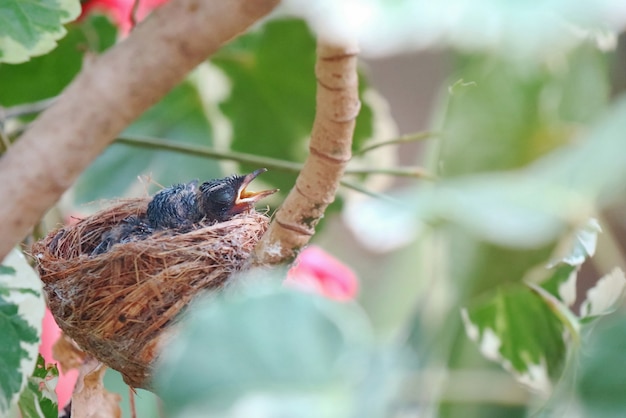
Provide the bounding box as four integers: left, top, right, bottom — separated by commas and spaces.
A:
32, 198, 269, 388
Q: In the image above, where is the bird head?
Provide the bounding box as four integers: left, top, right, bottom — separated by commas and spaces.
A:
197, 168, 278, 222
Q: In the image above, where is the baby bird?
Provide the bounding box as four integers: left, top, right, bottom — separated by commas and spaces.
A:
146, 168, 278, 230
91, 215, 153, 256
145, 180, 202, 230
90, 169, 277, 256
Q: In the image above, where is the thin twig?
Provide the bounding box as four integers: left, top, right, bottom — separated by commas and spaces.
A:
116, 135, 303, 172
1, 98, 58, 151
354, 130, 438, 156
0, 126, 10, 152
1, 97, 57, 119
340, 179, 398, 202
346, 166, 436, 179
129, 386, 137, 418
118, 135, 417, 199
116, 134, 436, 179
130, 0, 141, 31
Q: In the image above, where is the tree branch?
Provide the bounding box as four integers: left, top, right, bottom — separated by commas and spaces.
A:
0, 0, 279, 261
251, 38, 360, 265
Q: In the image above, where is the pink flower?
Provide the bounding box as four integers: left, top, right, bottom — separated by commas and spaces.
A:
285, 246, 359, 301
80, 0, 169, 35
39, 309, 78, 411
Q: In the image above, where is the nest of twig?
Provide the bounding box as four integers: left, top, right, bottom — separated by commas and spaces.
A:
31, 198, 269, 388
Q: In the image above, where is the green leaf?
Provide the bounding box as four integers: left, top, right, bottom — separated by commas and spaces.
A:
0, 249, 45, 414
0, 0, 81, 64
578, 312, 626, 418
73, 79, 220, 203
211, 18, 374, 197
0, 15, 117, 106
539, 264, 578, 308
579, 268, 626, 319
156, 284, 374, 416
18, 355, 58, 418
462, 285, 567, 393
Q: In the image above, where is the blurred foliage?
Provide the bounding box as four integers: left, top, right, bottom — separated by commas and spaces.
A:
439, 44, 609, 177
156, 281, 399, 418
285, 0, 623, 61
577, 311, 626, 418
412, 43, 611, 296
383, 42, 617, 418
0, 0, 80, 64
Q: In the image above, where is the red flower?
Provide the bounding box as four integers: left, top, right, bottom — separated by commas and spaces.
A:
80, 0, 169, 35
284, 246, 359, 301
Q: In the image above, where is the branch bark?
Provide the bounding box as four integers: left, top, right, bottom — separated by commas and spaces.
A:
0, 0, 279, 262
251, 38, 360, 265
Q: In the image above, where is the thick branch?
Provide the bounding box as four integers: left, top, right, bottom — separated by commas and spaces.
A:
251, 38, 360, 265
0, 0, 279, 261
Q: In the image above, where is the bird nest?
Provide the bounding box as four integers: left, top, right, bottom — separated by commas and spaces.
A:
31, 198, 269, 389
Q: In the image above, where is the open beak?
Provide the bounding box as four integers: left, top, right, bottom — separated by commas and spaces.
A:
232, 168, 279, 213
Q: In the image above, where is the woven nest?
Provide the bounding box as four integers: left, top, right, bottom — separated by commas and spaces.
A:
31, 198, 269, 389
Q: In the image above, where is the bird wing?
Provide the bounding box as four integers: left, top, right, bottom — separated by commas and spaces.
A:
147, 182, 202, 229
